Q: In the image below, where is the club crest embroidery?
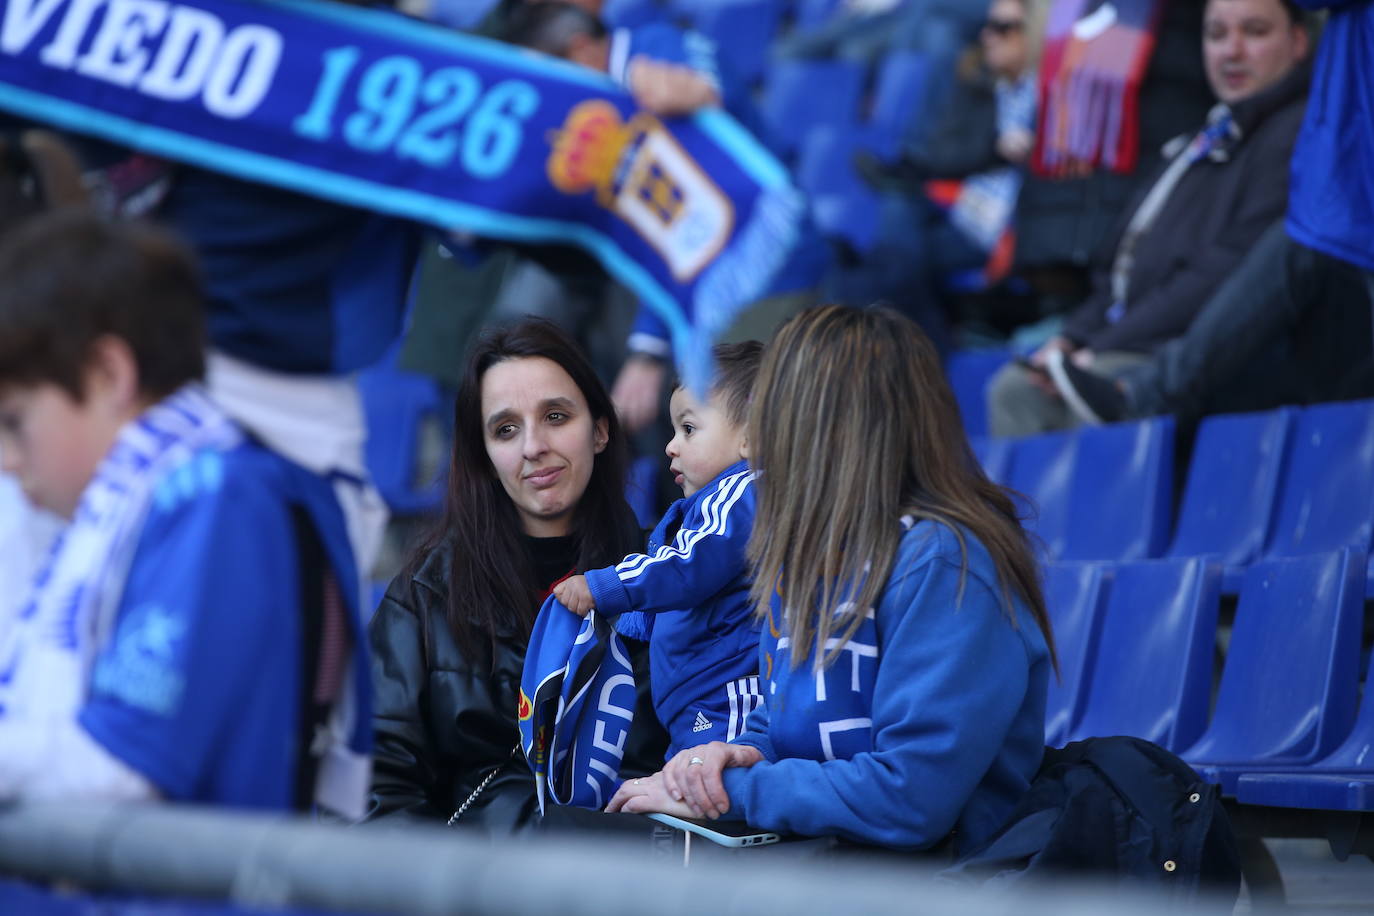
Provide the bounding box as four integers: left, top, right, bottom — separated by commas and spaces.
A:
547, 100, 734, 282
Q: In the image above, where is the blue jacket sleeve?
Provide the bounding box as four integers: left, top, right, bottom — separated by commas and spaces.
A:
721, 560, 1034, 849
627, 301, 673, 359
729, 696, 776, 762
584, 471, 754, 617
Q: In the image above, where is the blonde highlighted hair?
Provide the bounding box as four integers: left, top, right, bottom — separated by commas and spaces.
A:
747, 305, 1056, 671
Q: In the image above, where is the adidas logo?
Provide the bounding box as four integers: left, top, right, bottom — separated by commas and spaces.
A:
691, 711, 712, 732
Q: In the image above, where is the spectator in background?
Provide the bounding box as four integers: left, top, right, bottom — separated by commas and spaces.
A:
0, 213, 369, 813
1047, 0, 1374, 425
987, 0, 1312, 436
857, 0, 1043, 335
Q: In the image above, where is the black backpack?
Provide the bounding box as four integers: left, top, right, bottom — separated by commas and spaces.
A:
942, 736, 1240, 905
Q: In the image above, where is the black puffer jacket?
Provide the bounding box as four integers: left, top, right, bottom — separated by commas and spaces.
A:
364, 541, 667, 834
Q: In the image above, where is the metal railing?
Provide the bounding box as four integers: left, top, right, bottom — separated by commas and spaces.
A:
0, 802, 1231, 915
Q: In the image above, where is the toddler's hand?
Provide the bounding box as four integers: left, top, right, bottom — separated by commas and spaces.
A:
554, 575, 595, 617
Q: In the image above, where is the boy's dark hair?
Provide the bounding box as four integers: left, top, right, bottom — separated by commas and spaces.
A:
503, 1, 606, 57
0, 210, 206, 401
708, 340, 765, 427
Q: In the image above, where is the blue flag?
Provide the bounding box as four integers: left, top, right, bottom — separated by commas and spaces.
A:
0, 0, 801, 386
519, 595, 638, 812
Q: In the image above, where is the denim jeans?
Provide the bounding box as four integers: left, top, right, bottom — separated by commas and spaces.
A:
1125, 222, 1374, 418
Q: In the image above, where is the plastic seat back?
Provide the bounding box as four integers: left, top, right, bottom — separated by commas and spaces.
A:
1068, 557, 1222, 752
690, 0, 783, 87
968, 435, 1011, 485
1166, 408, 1294, 571
865, 51, 931, 157
1060, 417, 1174, 562
1003, 429, 1077, 560
1042, 562, 1111, 747
1266, 399, 1374, 559
945, 349, 1009, 440
759, 59, 864, 160
1182, 549, 1364, 767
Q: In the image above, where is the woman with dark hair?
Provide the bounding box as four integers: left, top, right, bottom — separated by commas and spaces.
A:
610, 305, 1056, 856
365, 317, 662, 831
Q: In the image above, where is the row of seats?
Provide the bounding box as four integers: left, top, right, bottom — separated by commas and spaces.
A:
1046, 548, 1373, 819
971, 399, 1374, 597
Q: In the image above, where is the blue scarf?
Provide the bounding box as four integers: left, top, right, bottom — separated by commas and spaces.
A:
519, 596, 638, 812
0, 0, 800, 386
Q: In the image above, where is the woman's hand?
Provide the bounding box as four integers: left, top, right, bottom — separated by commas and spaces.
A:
627, 58, 720, 117
553, 575, 595, 617
605, 771, 695, 817
660, 741, 763, 820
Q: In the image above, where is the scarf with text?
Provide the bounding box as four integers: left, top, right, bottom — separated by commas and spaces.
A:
519, 595, 638, 812
0, 0, 802, 387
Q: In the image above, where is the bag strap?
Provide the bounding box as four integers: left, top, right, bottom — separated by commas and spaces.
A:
289, 504, 351, 812
448, 742, 521, 826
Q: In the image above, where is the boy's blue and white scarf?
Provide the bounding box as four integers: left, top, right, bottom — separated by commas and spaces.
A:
519, 595, 638, 812
0, 0, 802, 388
0, 385, 241, 727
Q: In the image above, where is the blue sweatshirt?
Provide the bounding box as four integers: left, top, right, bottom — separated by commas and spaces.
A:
585, 462, 761, 756
722, 517, 1049, 855
1286, 1, 1374, 271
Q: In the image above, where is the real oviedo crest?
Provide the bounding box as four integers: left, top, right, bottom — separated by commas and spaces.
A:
546, 100, 734, 283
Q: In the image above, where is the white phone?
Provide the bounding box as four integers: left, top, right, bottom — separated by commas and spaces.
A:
647, 812, 782, 848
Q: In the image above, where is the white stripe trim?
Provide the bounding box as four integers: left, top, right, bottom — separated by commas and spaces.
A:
615, 471, 753, 582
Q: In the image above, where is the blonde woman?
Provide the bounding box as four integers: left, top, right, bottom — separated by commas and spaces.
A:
609, 305, 1057, 856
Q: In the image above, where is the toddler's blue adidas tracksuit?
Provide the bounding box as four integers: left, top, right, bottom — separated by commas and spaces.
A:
585, 461, 761, 757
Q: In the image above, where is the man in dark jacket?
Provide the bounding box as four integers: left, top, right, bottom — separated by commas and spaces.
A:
988, 0, 1312, 437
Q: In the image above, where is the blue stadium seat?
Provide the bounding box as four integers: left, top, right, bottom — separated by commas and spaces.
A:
690, 0, 784, 87
1059, 417, 1174, 562
358, 351, 448, 517
865, 51, 931, 157
759, 59, 864, 160
1165, 408, 1294, 592
1262, 400, 1374, 593
1236, 678, 1374, 813
968, 434, 1010, 484
1065, 557, 1221, 753
793, 123, 888, 252
945, 348, 1009, 439
1003, 429, 1077, 560
1182, 550, 1365, 794
792, 0, 844, 28
1042, 562, 1112, 748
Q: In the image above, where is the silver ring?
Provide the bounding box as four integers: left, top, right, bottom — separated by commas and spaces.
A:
689, 756, 705, 766
634, 778, 643, 785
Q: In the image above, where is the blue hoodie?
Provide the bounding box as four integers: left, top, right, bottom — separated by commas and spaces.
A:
722, 517, 1049, 855
584, 461, 761, 756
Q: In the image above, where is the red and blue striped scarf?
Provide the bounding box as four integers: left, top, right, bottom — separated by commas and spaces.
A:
1033, 0, 1167, 177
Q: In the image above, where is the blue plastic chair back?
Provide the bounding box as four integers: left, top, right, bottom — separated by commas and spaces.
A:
1003, 430, 1076, 560
945, 349, 1009, 440
1042, 562, 1112, 747
1166, 408, 1294, 582
1266, 399, 1374, 560
760, 60, 864, 160
793, 124, 887, 252
691, 0, 783, 87
1068, 557, 1222, 752
865, 51, 931, 156
793, 0, 844, 27
968, 435, 1011, 485
1060, 417, 1174, 562
1182, 549, 1364, 768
